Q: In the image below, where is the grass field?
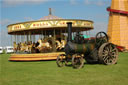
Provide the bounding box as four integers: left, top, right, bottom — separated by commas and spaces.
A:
0, 52, 128, 85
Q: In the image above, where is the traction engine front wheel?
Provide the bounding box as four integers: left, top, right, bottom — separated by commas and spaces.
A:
72, 54, 84, 69
56, 54, 66, 67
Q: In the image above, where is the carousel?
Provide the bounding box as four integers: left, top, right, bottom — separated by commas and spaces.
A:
7, 8, 94, 61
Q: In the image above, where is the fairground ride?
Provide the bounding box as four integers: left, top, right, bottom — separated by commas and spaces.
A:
7, 8, 94, 61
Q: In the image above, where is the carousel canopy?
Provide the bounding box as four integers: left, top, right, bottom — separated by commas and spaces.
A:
7, 8, 94, 35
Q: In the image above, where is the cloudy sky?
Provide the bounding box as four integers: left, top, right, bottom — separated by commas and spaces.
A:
0, 0, 111, 47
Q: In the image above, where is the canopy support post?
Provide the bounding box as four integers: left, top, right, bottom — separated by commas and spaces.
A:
11, 35, 12, 46
27, 34, 29, 43
16, 35, 18, 44
53, 29, 56, 52
65, 29, 67, 41
60, 29, 62, 40
23, 32, 25, 43
29, 31, 31, 41
14, 35, 16, 44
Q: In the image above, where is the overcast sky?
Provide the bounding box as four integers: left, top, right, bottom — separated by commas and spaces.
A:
0, 0, 111, 47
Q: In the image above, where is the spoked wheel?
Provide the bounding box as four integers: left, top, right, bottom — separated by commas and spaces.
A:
96, 31, 108, 44
56, 54, 66, 67
98, 43, 118, 65
72, 54, 84, 69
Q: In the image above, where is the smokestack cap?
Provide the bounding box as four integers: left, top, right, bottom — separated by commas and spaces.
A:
67, 22, 72, 24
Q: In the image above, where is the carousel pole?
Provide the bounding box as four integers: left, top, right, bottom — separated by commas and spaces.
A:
60, 29, 62, 40
20, 35, 21, 43
11, 35, 12, 46
20, 35, 22, 43
39, 33, 40, 39
29, 31, 31, 42
16, 35, 17, 43
65, 29, 67, 41
33, 34, 35, 43
12, 34, 15, 46
17, 35, 19, 44
31, 32, 33, 43
53, 29, 56, 52
24, 32, 25, 43
14, 35, 16, 44
27, 32, 29, 43
20, 34, 22, 43
45, 30, 46, 38
42, 30, 43, 39
12, 35, 13, 43
22, 35, 24, 43
29, 32, 30, 42
32, 34, 33, 43
18, 34, 19, 43
39, 34, 41, 39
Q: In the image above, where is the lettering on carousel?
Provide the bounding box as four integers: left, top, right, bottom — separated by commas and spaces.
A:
14, 25, 22, 29
59, 22, 66, 25
33, 23, 48, 27
84, 23, 92, 26
59, 22, 75, 25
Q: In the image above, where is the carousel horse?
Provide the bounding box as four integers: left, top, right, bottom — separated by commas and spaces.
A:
45, 41, 52, 50
55, 40, 61, 50
20, 42, 26, 52
59, 40, 66, 50
20, 41, 30, 53
36, 39, 42, 50
20, 41, 32, 53
20, 42, 28, 53
37, 39, 52, 52
36, 39, 46, 52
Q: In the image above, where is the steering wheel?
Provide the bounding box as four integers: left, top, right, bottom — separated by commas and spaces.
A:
95, 31, 108, 44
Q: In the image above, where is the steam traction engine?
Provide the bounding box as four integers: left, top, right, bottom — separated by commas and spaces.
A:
56, 22, 118, 69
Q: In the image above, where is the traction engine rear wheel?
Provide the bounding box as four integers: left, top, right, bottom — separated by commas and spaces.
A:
72, 54, 84, 69
98, 43, 118, 65
56, 54, 66, 67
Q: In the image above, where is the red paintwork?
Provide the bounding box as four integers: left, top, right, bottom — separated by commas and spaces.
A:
116, 45, 125, 52
107, 7, 128, 15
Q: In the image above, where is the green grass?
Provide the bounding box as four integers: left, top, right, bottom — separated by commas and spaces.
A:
0, 53, 128, 85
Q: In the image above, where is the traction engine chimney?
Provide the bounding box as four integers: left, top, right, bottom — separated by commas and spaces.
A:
67, 22, 72, 42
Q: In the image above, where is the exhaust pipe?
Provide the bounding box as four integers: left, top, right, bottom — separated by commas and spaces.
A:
67, 22, 72, 42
